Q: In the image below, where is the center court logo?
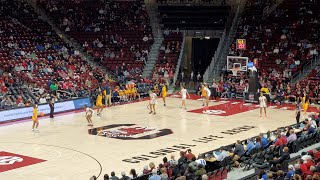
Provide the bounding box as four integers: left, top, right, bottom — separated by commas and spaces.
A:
88, 124, 173, 140
0, 156, 23, 165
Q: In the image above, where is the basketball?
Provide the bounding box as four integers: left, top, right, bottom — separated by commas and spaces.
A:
40, 112, 45, 117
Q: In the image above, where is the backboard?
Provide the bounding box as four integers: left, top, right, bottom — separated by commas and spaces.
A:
227, 56, 248, 72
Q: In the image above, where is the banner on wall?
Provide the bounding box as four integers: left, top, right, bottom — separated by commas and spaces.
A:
0, 98, 91, 122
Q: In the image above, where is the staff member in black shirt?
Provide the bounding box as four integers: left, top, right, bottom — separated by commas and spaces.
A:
49, 94, 56, 118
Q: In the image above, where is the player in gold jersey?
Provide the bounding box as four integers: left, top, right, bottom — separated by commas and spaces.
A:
160, 84, 167, 106
32, 104, 39, 133
96, 92, 103, 116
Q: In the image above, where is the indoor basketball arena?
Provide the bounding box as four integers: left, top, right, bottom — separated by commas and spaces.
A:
1, 0, 320, 180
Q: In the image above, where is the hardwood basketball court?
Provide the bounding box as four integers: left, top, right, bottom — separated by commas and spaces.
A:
0, 95, 316, 179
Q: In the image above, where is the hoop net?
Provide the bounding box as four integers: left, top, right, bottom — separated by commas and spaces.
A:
231, 68, 239, 76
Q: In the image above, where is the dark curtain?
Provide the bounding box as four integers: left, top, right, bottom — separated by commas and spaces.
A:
191, 38, 219, 75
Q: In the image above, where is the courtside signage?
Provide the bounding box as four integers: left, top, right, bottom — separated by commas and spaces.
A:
0, 98, 91, 122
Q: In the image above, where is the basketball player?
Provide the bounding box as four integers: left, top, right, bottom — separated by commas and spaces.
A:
200, 83, 207, 106
259, 92, 267, 118
180, 85, 190, 110
149, 91, 157, 115
301, 92, 309, 116
133, 85, 141, 100
295, 103, 301, 126
32, 104, 39, 132
160, 84, 167, 106
84, 105, 94, 126
202, 84, 211, 112
96, 92, 103, 116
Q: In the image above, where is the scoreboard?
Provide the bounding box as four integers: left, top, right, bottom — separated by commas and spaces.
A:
236, 39, 246, 50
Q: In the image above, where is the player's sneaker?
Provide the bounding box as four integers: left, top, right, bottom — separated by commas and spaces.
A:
34, 129, 39, 133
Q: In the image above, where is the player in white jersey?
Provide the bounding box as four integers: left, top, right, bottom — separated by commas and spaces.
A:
259, 92, 267, 118
149, 91, 157, 115
179, 85, 190, 110
84, 105, 94, 126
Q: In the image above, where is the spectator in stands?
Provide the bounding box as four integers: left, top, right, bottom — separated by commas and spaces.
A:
195, 164, 206, 176
149, 169, 161, 180
260, 133, 269, 148
178, 151, 186, 165
17, 101, 25, 107
279, 132, 287, 144
0, 98, 5, 109
303, 118, 317, 134
184, 149, 195, 161
246, 139, 255, 154
258, 170, 267, 180
293, 174, 302, 180
159, 168, 168, 180
268, 147, 290, 167
142, 165, 150, 175
188, 157, 198, 172
276, 170, 285, 180
255, 136, 262, 149
267, 173, 273, 180
310, 166, 320, 177
293, 164, 303, 177
213, 147, 228, 162
120, 171, 130, 180
272, 134, 285, 147
286, 164, 295, 179
128, 169, 137, 179
287, 129, 297, 143
169, 154, 178, 165
149, 162, 156, 172
104, 174, 109, 180
232, 140, 245, 167
110, 172, 120, 180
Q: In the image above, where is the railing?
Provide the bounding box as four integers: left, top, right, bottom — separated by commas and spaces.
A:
291, 55, 320, 84
203, 5, 240, 82
173, 31, 186, 85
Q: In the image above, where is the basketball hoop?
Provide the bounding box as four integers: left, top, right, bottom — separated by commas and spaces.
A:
231, 68, 239, 76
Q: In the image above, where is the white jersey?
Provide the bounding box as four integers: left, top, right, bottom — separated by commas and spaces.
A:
259, 96, 267, 108
181, 89, 187, 99
204, 87, 211, 97
86, 107, 94, 115
149, 93, 157, 104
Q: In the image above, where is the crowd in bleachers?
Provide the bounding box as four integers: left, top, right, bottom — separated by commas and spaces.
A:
215, 0, 320, 104
39, 0, 153, 83
152, 31, 183, 85
89, 112, 320, 180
